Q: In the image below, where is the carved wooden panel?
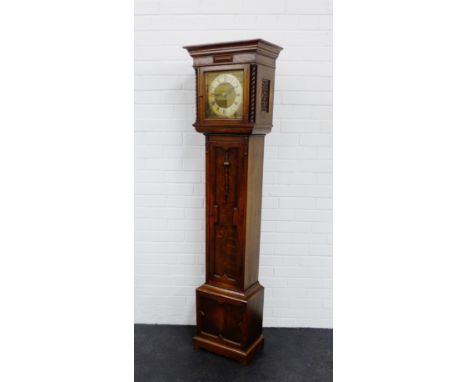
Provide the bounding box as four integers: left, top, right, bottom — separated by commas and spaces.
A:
206, 136, 247, 290
199, 295, 244, 346
261, 79, 270, 112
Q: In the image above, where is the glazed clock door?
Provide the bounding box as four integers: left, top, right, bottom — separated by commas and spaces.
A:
205, 70, 244, 119
206, 135, 247, 291
199, 64, 250, 125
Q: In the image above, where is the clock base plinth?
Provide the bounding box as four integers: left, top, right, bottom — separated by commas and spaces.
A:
193, 334, 264, 365
193, 283, 265, 364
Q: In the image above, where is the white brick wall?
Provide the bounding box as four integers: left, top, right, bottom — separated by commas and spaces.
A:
134, 0, 332, 328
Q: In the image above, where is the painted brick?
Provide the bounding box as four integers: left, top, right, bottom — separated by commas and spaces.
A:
134, 132, 182, 145
134, 90, 194, 104
134, 76, 183, 90
135, 219, 167, 231
285, 0, 331, 14
280, 91, 332, 106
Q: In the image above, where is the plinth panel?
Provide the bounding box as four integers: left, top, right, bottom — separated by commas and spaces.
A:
198, 292, 244, 346
194, 283, 264, 363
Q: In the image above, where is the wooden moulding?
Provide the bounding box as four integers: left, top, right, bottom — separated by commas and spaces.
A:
193, 334, 265, 365
183, 39, 283, 69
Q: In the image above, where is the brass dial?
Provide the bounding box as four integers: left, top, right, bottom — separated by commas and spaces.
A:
205, 70, 243, 119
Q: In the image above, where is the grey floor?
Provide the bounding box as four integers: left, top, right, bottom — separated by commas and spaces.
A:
135, 324, 333, 382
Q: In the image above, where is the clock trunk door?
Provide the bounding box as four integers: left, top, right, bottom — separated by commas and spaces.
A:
206, 136, 247, 291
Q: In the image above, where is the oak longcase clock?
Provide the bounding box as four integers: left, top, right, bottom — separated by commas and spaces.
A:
184, 39, 282, 364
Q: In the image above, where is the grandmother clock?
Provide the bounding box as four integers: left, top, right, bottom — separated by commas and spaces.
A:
183, 39, 282, 364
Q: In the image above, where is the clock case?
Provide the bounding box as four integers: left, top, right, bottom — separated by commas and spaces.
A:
183, 39, 282, 364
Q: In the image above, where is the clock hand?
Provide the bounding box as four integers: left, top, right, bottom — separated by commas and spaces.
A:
225, 86, 235, 99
